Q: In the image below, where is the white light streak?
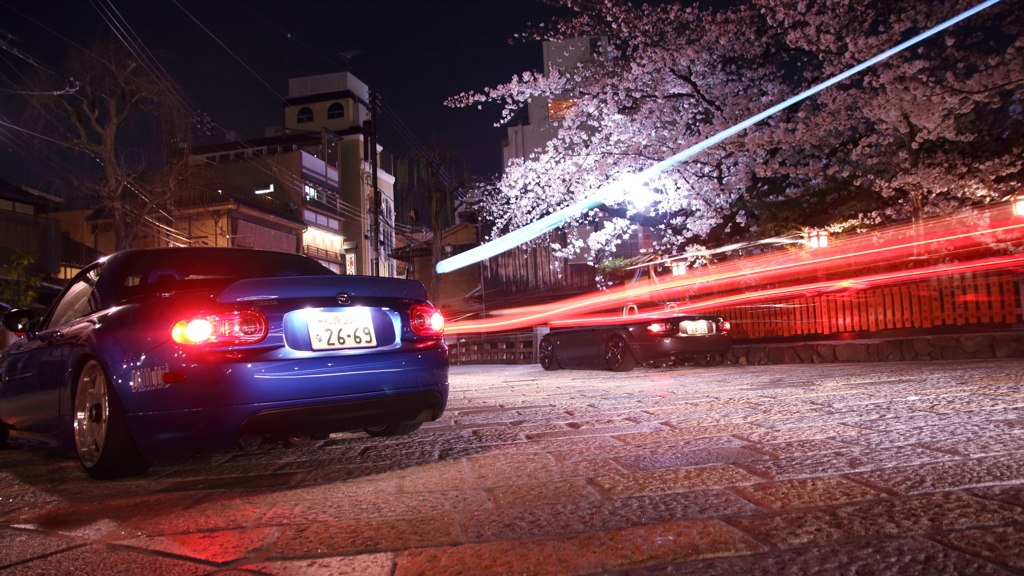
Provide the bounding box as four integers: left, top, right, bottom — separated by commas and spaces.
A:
436, 0, 1003, 274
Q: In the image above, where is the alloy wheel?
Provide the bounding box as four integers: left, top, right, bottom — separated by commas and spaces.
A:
74, 361, 109, 468
539, 337, 560, 370
604, 335, 636, 371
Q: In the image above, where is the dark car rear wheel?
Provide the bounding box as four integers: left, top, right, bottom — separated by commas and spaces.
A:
539, 336, 561, 371
605, 335, 637, 372
364, 422, 422, 437
74, 360, 149, 479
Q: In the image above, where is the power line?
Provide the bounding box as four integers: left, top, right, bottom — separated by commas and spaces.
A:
0, 118, 92, 149
169, 0, 286, 104
89, 0, 199, 115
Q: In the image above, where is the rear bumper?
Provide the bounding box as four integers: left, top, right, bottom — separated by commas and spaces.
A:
120, 346, 450, 459
126, 384, 448, 459
239, 390, 445, 438
629, 334, 732, 363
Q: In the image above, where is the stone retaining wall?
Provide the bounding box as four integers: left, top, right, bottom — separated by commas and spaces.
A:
728, 332, 1024, 365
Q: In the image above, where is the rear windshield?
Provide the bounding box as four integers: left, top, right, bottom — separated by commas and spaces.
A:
112, 250, 335, 303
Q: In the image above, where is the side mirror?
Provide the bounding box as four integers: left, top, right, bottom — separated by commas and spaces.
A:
2, 309, 39, 335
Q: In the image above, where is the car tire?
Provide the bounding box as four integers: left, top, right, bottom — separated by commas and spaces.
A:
604, 335, 637, 372
539, 336, 561, 371
73, 359, 149, 479
364, 422, 422, 437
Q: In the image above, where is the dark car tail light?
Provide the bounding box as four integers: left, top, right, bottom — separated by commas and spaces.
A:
171, 309, 268, 346
409, 304, 445, 336
647, 321, 674, 334
719, 320, 732, 334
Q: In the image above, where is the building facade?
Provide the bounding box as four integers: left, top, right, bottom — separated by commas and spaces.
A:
501, 38, 607, 167
49, 71, 396, 279
280, 72, 396, 277
488, 37, 651, 303
0, 179, 61, 278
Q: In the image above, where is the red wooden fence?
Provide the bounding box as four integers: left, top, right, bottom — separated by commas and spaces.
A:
707, 272, 1020, 339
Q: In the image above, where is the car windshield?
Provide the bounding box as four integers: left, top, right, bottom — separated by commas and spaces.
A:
112, 250, 335, 304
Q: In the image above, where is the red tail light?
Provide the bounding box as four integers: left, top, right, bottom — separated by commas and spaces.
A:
647, 321, 674, 334
171, 309, 268, 346
409, 304, 445, 336
719, 320, 732, 333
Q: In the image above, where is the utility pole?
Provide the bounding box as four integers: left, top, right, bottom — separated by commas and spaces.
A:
369, 85, 380, 277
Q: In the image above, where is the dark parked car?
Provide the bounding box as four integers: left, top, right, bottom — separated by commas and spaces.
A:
539, 311, 731, 371
0, 248, 449, 479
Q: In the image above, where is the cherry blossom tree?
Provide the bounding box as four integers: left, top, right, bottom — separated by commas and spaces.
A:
754, 0, 1024, 229
449, 0, 1024, 261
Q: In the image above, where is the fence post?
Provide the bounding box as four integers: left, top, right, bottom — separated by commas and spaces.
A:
533, 325, 549, 365
1017, 273, 1024, 324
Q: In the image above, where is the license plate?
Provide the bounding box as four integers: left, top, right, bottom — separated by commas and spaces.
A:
308, 308, 377, 350
681, 320, 709, 335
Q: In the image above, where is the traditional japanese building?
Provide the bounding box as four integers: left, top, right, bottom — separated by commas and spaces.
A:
189, 72, 396, 276
48, 71, 396, 278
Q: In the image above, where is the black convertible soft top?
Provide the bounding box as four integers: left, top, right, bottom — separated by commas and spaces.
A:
98, 248, 336, 305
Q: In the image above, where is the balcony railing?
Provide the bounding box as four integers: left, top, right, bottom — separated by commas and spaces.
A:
304, 245, 342, 262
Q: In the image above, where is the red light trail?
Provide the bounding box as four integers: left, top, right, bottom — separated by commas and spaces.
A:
447, 201, 1024, 335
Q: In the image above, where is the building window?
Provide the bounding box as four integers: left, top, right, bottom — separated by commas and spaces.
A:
327, 102, 345, 119
303, 185, 343, 217
548, 99, 577, 120
303, 207, 339, 231
297, 107, 314, 124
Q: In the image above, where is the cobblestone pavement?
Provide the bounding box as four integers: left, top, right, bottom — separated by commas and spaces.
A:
3, 359, 1024, 575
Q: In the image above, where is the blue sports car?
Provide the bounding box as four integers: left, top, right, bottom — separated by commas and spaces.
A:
0, 248, 449, 479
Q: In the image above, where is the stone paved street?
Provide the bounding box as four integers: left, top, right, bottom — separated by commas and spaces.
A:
3, 359, 1024, 575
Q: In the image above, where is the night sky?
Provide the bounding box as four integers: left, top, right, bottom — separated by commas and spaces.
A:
0, 0, 573, 187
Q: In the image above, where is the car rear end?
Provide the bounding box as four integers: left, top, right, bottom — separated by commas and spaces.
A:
627, 314, 732, 363
103, 254, 448, 459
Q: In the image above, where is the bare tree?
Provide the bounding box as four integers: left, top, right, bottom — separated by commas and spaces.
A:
26, 37, 194, 251
399, 149, 465, 303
